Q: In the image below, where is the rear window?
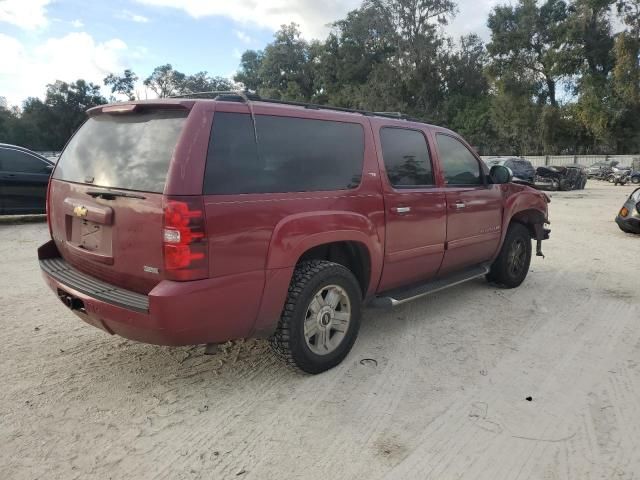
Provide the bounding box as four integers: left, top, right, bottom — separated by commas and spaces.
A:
203, 112, 364, 194
54, 109, 188, 193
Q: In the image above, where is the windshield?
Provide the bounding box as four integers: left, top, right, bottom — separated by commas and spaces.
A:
54, 109, 188, 193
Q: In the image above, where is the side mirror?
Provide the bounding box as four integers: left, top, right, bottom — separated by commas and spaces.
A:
490, 165, 513, 184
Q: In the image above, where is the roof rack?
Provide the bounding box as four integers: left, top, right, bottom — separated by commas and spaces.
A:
170, 90, 427, 123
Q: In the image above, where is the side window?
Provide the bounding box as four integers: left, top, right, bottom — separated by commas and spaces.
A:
379, 127, 434, 187
436, 134, 483, 186
0, 149, 50, 174
203, 113, 364, 194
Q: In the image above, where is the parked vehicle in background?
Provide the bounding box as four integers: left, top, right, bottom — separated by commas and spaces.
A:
631, 159, 640, 184
534, 165, 587, 191
38, 95, 550, 373
615, 187, 640, 234
484, 157, 535, 183
607, 165, 631, 183
611, 170, 631, 185
0, 143, 54, 215
586, 162, 607, 177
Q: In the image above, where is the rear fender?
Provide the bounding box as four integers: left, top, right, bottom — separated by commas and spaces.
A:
252, 211, 383, 337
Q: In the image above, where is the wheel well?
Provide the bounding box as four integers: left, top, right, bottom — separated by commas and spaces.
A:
510, 209, 545, 238
297, 241, 371, 297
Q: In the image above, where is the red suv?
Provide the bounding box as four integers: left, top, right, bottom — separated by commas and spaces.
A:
39, 95, 550, 373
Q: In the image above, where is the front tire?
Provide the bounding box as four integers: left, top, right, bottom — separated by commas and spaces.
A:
270, 260, 362, 374
486, 223, 532, 288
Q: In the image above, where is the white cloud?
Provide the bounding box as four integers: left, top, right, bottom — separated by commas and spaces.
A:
135, 0, 361, 39
71, 19, 84, 28
118, 10, 151, 23
447, 0, 498, 40
234, 30, 252, 44
0, 0, 51, 30
0, 32, 130, 106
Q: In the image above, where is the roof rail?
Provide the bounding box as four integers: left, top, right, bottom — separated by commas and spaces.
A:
170, 90, 427, 124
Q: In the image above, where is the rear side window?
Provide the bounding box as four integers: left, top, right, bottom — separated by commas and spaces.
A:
54, 110, 188, 193
436, 134, 483, 186
0, 148, 51, 174
204, 113, 364, 194
379, 127, 434, 187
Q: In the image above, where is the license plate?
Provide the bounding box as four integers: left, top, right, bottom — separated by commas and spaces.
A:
79, 220, 102, 251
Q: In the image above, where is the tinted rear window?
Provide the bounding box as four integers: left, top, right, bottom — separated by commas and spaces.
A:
379, 127, 434, 187
203, 112, 364, 194
54, 110, 187, 193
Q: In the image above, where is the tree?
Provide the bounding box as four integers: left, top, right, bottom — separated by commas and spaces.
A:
15, 80, 107, 150
104, 69, 138, 101
179, 72, 234, 94
235, 50, 264, 91
487, 0, 570, 107
143, 64, 186, 97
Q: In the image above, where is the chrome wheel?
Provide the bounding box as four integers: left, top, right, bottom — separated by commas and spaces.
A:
507, 238, 527, 277
304, 284, 351, 355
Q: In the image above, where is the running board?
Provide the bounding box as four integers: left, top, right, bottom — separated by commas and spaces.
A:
371, 265, 490, 308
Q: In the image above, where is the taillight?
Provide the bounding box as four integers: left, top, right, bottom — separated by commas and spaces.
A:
163, 196, 208, 281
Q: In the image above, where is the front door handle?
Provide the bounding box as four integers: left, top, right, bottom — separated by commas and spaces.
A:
454, 202, 466, 209
393, 206, 411, 214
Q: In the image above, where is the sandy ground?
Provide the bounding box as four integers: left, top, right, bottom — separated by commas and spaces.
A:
1, 182, 639, 480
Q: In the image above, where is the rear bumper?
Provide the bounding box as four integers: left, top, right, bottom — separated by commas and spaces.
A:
38, 241, 265, 345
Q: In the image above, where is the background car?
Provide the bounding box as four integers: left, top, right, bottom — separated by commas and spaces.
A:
0, 143, 54, 215
586, 161, 611, 178
615, 187, 640, 234
484, 157, 535, 183
534, 165, 587, 190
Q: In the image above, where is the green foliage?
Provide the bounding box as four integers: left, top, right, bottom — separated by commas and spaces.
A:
3, 0, 640, 153
104, 69, 138, 101
0, 80, 107, 150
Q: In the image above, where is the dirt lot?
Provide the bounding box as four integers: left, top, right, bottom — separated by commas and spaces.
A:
1, 182, 639, 480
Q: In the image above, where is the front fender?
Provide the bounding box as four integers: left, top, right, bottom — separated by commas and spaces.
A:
500, 185, 549, 245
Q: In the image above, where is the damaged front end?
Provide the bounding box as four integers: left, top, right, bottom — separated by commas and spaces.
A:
533, 222, 551, 257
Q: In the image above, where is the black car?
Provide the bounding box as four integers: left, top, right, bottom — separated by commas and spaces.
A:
616, 187, 640, 234
485, 157, 535, 183
0, 144, 54, 214
534, 165, 587, 191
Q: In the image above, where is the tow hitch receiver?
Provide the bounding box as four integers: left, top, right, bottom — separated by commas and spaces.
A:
57, 289, 86, 313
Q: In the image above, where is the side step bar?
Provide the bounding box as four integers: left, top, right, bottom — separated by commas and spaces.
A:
371, 265, 490, 308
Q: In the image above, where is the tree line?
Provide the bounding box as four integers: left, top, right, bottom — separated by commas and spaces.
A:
1, 0, 639, 155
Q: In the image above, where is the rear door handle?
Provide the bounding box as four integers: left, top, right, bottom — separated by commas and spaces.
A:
454, 202, 466, 209
393, 206, 411, 214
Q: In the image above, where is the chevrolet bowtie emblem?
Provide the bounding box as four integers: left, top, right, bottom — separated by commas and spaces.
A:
73, 205, 88, 218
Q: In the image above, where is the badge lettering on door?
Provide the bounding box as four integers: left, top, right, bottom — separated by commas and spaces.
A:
143, 266, 160, 274
479, 225, 500, 234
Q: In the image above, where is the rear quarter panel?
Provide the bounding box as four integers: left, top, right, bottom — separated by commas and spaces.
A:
201, 103, 385, 336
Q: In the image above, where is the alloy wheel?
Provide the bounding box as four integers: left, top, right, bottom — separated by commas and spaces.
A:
304, 285, 351, 355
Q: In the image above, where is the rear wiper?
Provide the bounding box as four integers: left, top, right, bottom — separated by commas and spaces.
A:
86, 190, 146, 200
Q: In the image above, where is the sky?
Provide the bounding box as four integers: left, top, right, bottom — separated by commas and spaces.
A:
0, 0, 498, 107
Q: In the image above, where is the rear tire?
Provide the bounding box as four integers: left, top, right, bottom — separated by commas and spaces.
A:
631, 176, 640, 184
270, 260, 362, 374
486, 223, 532, 288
